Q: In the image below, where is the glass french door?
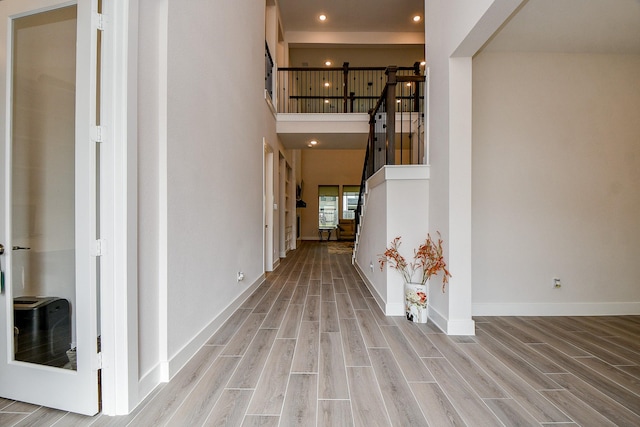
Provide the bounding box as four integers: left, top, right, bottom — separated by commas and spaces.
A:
0, 0, 100, 415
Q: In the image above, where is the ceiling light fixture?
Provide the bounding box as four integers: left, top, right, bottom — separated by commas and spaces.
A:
319, 14, 327, 22
309, 140, 318, 146
325, 60, 332, 66
413, 15, 422, 23
324, 82, 330, 87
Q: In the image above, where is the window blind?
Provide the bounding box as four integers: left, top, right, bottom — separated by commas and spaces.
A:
318, 185, 339, 197
342, 185, 360, 194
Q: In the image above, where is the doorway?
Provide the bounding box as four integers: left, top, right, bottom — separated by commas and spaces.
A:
0, 0, 100, 415
264, 141, 274, 271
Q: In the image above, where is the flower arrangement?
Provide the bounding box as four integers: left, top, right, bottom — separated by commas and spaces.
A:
378, 233, 452, 291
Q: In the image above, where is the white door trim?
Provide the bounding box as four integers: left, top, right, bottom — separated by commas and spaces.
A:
264, 141, 274, 272
98, 0, 139, 415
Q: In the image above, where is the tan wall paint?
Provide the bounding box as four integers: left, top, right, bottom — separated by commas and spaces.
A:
299, 149, 365, 240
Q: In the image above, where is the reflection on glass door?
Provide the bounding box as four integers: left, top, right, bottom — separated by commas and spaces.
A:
11, 6, 77, 369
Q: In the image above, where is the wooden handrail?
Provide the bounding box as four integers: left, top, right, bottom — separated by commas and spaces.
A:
277, 66, 417, 72
354, 67, 426, 238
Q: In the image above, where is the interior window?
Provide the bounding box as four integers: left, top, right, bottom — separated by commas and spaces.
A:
318, 185, 339, 228
342, 186, 360, 220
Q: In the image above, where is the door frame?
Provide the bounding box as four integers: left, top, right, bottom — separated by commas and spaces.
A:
263, 141, 274, 272
0, 0, 138, 416
97, 0, 139, 416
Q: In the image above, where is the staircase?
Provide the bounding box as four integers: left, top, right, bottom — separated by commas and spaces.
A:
352, 164, 430, 315
352, 67, 426, 261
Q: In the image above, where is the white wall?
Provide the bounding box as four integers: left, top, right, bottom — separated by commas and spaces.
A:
472, 52, 640, 315
136, 0, 280, 401
164, 0, 277, 366
355, 166, 430, 317
354, 177, 388, 305
425, 0, 503, 334
136, 0, 163, 389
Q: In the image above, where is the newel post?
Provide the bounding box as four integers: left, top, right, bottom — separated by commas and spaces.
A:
368, 109, 376, 178
413, 61, 421, 113
385, 66, 397, 165
343, 62, 350, 113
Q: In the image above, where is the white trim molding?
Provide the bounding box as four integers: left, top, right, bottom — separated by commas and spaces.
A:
428, 306, 476, 335
354, 262, 403, 316
164, 274, 265, 378
99, 0, 140, 415
473, 302, 640, 317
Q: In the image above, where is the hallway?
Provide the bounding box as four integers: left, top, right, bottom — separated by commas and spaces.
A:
1, 241, 639, 426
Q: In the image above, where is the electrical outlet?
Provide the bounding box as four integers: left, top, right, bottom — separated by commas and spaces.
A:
237, 271, 245, 282
553, 278, 561, 289
369, 261, 374, 272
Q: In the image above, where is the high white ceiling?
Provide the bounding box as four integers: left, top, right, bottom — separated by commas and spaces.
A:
277, 0, 640, 58
277, 0, 425, 34
276, 0, 425, 150
277, 0, 640, 150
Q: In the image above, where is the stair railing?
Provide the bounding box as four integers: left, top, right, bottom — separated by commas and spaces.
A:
354, 66, 426, 237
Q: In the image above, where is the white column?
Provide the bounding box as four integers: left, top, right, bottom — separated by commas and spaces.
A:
447, 57, 475, 335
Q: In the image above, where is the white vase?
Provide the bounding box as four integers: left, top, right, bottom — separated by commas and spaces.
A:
404, 282, 428, 323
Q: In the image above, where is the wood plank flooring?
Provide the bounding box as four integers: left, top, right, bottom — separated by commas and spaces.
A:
1, 241, 639, 426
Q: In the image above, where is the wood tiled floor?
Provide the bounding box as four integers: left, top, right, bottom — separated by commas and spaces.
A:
1, 241, 639, 426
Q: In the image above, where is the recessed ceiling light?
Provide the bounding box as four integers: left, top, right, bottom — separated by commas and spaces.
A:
413, 15, 422, 23
319, 14, 327, 22
420, 61, 426, 66
309, 140, 318, 147
324, 82, 330, 87
325, 60, 332, 66
324, 99, 330, 104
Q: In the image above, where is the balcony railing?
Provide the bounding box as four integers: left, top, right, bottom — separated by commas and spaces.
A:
265, 42, 274, 100
277, 63, 423, 114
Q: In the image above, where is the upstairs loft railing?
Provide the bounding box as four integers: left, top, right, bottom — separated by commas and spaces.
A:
265, 42, 274, 100
269, 57, 427, 239
277, 63, 423, 114
355, 66, 426, 236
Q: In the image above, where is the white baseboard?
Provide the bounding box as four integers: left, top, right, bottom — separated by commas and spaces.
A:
164, 274, 265, 380
354, 261, 475, 331
353, 262, 383, 307
473, 302, 640, 317
353, 261, 416, 317
445, 318, 477, 335
385, 302, 404, 316
426, 306, 476, 335
137, 362, 163, 410
427, 306, 447, 333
